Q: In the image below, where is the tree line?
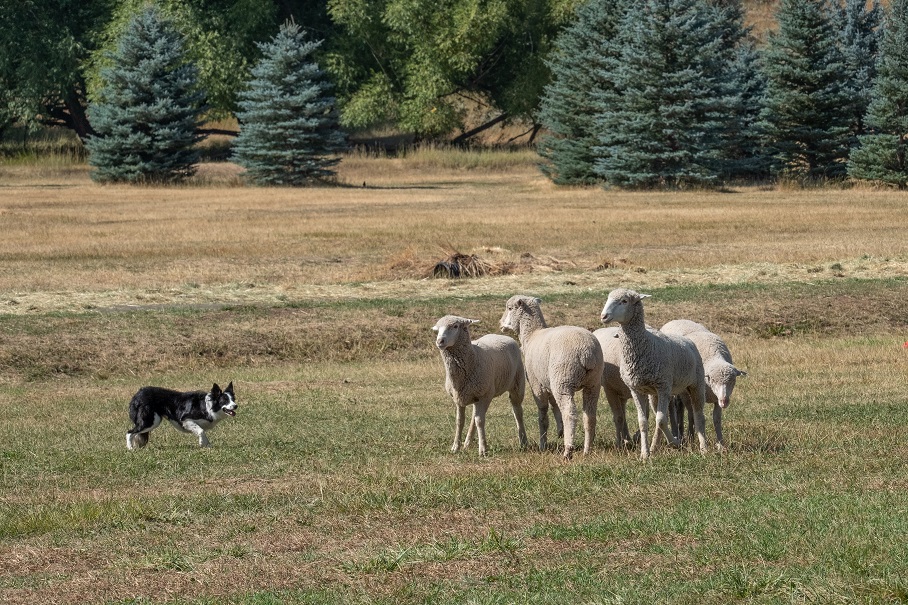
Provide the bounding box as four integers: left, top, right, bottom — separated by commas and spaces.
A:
540, 0, 908, 187
3, 0, 908, 187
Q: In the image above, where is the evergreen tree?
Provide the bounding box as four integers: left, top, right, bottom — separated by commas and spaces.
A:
710, 0, 769, 179
758, 0, 851, 179
232, 21, 346, 186
536, 0, 627, 185
592, 0, 732, 188
837, 0, 883, 140
86, 5, 205, 183
848, 0, 908, 187
722, 39, 769, 179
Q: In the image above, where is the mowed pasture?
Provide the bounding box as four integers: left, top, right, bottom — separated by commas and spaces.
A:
2, 152, 908, 604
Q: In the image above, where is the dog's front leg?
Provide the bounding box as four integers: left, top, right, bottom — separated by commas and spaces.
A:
182, 421, 210, 447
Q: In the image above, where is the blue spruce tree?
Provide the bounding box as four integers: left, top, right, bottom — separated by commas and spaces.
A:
592, 0, 733, 188
711, 0, 769, 179
837, 0, 883, 140
86, 5, 205, 183
536, 0, 628, 185
758, 0, 851, 179
232, 21, 346, 186
848, 0, 908, 187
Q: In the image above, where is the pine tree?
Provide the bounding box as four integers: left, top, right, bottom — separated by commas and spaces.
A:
86, 5, 205, 183
837, 0, 883, 140
758, 0, 851, 179
710, 0, 769, 179
848, 0, 908, 187
722, 40, 769, 179
536, 0, 627, 185
232, 21, 346, 186
592, 0, 732, 188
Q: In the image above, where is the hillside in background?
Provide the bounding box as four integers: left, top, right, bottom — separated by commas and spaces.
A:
744, 0, 779, 39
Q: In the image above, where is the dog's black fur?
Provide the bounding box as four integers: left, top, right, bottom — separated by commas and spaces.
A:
126, 382, 237, 449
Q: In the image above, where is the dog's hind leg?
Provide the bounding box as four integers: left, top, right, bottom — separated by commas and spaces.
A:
126, 431, 149, 450
126, 411, 160, 450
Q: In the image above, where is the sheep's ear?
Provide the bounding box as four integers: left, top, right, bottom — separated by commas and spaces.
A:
431, 325, 440, 332
736, 368, 748, 377
468, 319, 481, 325
534, 297, 542, 304
638, 293, 652, 300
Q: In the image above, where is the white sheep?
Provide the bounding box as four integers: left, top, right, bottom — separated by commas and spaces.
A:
600, 288, 708, 460
592, 327, 634, 450
499, 295, 603, 459
661, 319, 746, 450
432, 315, 528, 456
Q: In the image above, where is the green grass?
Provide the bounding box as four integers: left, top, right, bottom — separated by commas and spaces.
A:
2, 280, 908, 603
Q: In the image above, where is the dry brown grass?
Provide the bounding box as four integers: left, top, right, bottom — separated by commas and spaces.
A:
2, 159, 908, 315
3, 157, 908, 604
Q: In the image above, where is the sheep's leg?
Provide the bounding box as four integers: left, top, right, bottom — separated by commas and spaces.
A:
651, 389, 680, 453
451, 405, 466, 453
605, 391, 632, 450
473, 401, 490, 456
556, 391, 576, 459
533, 391, 549, 452
581, 384, 599, 455
550, 397, 565, 438
713, 403, 725, 452
509, 391, 529, 451
668, 395, 684, 444
686, 398, 696, 442
463, 407, 475, 450
689, 386, 709, 454
630, 390, 650, 460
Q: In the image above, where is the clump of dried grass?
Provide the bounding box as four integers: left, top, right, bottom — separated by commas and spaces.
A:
422, 247, 578, 279
386, 246, 579, 280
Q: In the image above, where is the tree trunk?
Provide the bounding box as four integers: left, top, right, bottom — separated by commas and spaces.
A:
451, 113, 509, 145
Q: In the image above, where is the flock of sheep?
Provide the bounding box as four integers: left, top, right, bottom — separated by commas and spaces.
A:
432, 288, 747, 460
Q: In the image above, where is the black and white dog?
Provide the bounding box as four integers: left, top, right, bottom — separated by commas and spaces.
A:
126, 382, 237, 449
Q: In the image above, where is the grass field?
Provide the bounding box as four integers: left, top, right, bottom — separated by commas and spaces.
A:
2, 152, 908, 604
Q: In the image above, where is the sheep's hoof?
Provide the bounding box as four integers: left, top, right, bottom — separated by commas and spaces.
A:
562, 447, 574, 460
716, 443, 727, 453
451, 443, 461, 454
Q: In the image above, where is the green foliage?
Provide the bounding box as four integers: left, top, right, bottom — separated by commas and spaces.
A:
592, 0, 738, 188
848, 0, 908, 187
85, 5, 206, 183
0, 0, 115, 139
88, 0, 278, 118
536, 0, 627, 185
758, 0, 852, 179
232, 21, 347, 186
325, 0, 570, 137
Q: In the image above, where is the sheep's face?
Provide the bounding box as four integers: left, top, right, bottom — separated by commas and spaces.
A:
600, 288, 649, 325
499, 295, 540, 334
708, 363, 747, 408
432, 316, 478, 350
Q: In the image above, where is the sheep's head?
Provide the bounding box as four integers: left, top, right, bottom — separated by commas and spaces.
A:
432, 315, 479, 350
600, 288, 650, 325
500, 295, 541, 334
706, 360, 747, 409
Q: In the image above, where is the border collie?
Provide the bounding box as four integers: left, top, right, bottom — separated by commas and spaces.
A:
126, 382, 237, 449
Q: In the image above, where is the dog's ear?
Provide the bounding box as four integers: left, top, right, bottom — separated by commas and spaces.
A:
211, 383, 222, 397
225, 381, 234, 394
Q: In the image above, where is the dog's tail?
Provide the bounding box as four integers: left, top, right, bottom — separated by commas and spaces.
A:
126, 431, 149, 450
